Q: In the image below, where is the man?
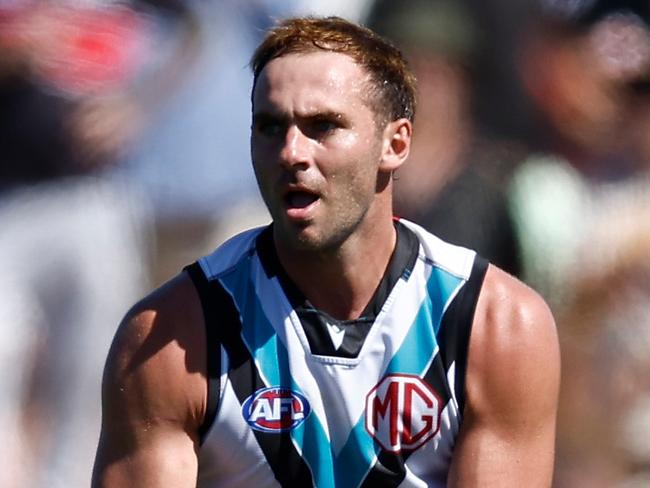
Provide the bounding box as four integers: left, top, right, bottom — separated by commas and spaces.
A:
92, 16, 560, 487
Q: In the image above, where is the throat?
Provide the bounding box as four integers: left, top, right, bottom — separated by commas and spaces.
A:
266, 218, 418, 321
304, 282, 369, 321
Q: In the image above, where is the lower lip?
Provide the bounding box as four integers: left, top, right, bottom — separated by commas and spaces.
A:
285, 198, 321, 221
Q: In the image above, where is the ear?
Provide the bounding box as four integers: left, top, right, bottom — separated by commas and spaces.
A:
379, 118, 412, 173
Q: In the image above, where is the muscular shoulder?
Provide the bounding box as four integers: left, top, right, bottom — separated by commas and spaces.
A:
448, 266, 559, 485
467, 264, 560, 423
102, 271, 207, 437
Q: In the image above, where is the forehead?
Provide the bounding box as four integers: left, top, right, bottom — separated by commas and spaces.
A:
252, 51, 372, 115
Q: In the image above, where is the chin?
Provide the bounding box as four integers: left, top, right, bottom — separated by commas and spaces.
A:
273, 208, 361, 254
287, 229, 327, 251
274, 223, 332, 254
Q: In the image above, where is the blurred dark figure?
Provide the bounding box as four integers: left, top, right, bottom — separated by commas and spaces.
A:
510, 0, 650, 306
508, 1, 650, 486
365, 0, 524, 275
0, 1, 198, 486
0, 73, 82, 186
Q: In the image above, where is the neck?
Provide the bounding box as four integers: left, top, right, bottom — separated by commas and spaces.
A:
275, 215, 397, 321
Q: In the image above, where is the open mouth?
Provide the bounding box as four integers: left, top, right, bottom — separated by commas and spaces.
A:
284, 190, 320, 209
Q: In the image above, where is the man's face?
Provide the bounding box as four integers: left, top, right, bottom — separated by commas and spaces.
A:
251, 51, 387, 252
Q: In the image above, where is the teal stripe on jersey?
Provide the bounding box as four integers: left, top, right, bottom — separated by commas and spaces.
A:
334, 266, 464, 487
426, 265, 466, 337
386, 265, 463, 373
220, 260, 336, 488
333, 422, 378, 487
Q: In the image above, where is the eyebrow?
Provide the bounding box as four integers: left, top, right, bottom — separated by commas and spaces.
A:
252, 109, 345, 124
308, 110, 345, 122
251, 111, 287, 125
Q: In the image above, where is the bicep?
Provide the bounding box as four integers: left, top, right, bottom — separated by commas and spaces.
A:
93, 417, 198, 487
448, 404, 557, 487
448, 267, 560, 487
92, 275, 207, 487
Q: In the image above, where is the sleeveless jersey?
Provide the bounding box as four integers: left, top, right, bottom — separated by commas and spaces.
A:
185, 219, 488, 488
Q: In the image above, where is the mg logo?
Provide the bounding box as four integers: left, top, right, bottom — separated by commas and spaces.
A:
365, 374, 441, 452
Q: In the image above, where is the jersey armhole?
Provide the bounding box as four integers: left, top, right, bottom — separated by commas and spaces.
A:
454, 256, 489, 415
184, 262, 221, 444
438, 255, 489, 417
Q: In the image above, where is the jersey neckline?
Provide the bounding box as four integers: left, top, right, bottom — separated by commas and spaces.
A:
255, 220, 419, 358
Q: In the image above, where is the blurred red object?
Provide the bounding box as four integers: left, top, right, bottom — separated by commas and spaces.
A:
1, 2, 153, 97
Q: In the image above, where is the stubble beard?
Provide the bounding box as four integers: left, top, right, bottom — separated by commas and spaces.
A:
271, 190, 371, 259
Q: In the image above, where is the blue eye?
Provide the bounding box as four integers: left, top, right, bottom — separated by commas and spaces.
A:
256, 121, 285, 137
314, 120, 337, 132
307, 118, 341, 137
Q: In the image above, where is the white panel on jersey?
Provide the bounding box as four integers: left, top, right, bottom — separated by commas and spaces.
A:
399, 219, 476, 279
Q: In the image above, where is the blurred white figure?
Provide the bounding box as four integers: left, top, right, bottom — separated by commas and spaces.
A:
0, 1, 198, 486
0, 178, 151, 488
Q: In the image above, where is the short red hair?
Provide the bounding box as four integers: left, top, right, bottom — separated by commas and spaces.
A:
250, 16, 417, 124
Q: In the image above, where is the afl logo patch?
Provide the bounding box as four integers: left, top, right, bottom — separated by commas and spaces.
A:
242, 387, 311, 433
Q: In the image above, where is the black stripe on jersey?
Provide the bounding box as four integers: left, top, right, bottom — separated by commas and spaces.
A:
187, 263, 315, 487
359, 451, 407, 488
437, 255, 489, 415
184, 263, 221, 443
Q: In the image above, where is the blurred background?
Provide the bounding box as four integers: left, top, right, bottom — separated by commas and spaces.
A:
1, 0, 649, 486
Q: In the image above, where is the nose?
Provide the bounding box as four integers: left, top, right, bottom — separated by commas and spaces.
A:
279, 125, 311, 169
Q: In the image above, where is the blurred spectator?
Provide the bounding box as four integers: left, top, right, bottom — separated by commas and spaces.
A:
122, 0, 274, 284
365, 0, 524, 275
507, 1, 650, 485
510, 0, 650, 308
0, 1, 199, 486
556, 223, 650, 488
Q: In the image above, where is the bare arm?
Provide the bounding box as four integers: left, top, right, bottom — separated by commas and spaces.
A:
92, 273, 207, 487
448, 265, 561, 487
